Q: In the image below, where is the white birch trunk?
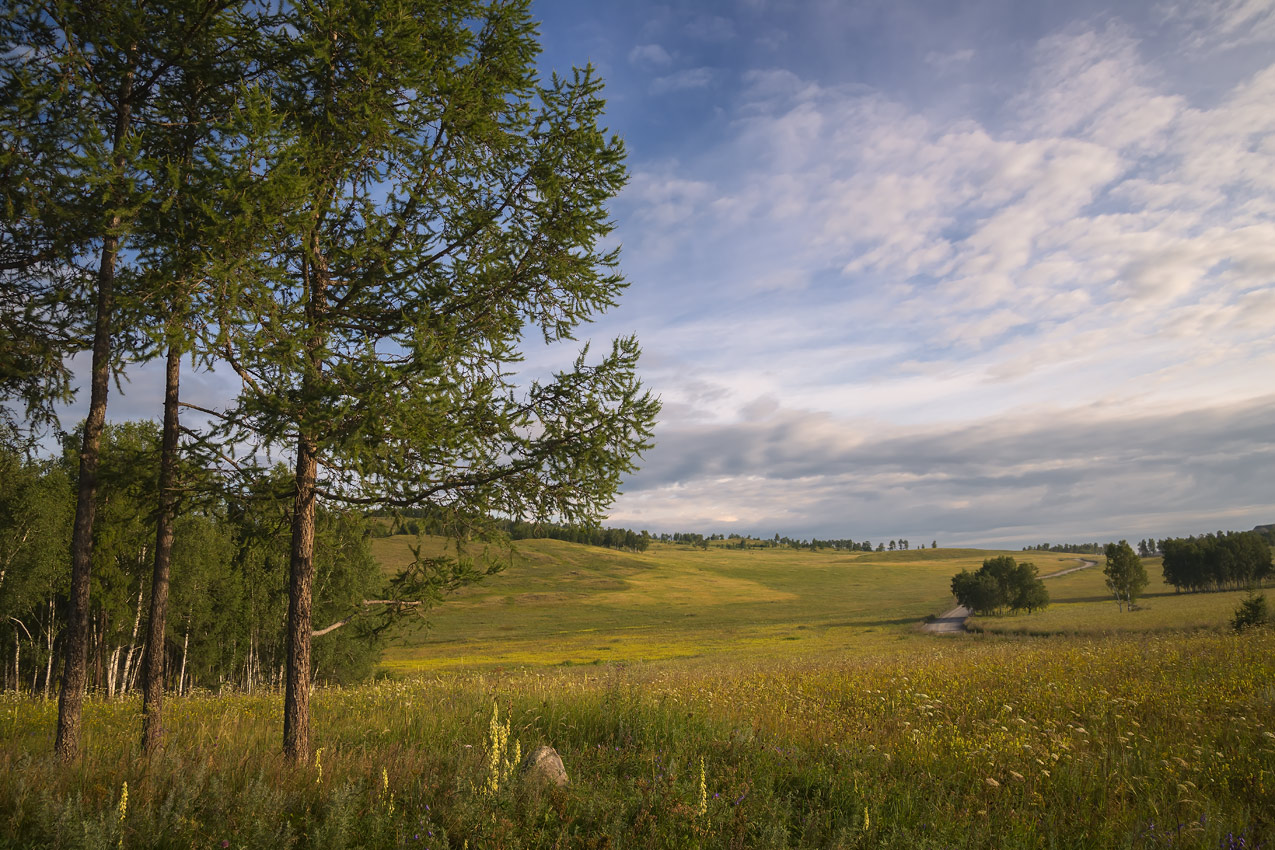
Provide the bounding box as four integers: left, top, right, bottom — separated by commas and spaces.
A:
178, 618, 190, 696
106, 646, 121, 698
43, 600, 55, 700
120, 586, 144, 693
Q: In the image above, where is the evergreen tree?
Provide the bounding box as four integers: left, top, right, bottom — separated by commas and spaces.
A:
2, 0, 253, 761
211, 0, 657, 762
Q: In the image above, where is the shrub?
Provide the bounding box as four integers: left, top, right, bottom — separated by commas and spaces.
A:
1231, 592, 1269, 632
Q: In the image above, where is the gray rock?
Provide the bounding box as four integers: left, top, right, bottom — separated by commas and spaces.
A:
519, 745, 568, 787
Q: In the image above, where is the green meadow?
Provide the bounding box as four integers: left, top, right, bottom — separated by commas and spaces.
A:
3, 538, 1273, 848
372, 538, 1087, 670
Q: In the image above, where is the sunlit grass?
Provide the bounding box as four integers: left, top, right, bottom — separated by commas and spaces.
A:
3, 632, 1273, 848
375, 539, 1086, 670
6, 540, 1273, 848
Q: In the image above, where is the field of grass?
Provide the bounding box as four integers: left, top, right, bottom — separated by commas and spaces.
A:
371, 537, 1089, 671
4, 537, 1273, 848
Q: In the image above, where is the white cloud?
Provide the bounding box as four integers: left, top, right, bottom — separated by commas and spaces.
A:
628, 43, 673, 69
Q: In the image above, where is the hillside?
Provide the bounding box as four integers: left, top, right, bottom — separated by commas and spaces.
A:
371, 536, 1086, 671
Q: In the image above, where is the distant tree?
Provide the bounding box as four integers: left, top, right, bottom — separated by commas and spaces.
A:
931, 540, 937, 549
888, 540, 896, 551
1104, 540, 1147, 612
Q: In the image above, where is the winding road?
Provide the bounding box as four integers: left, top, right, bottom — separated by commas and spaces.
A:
921, 558, 1097, 634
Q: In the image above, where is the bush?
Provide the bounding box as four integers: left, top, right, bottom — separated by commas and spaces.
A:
1231, 592, 1269, 632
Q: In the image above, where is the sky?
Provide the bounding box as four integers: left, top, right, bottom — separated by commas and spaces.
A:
53, 0, 1275, 548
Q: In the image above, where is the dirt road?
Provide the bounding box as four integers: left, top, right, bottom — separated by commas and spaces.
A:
921, 558, 1097, 634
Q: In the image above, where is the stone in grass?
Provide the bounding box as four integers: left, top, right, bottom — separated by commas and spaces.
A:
519, 745, 568, 787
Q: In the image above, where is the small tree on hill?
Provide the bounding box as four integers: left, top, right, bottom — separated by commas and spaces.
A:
1104, 540, 1147, 612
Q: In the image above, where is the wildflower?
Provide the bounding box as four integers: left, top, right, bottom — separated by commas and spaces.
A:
117, 781, 128, 849
696, 757, 708, 816
315, 748, 324, 785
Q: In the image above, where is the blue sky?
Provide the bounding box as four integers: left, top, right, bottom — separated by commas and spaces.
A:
524, 0, 1275, 546
62, 0, 1275, 547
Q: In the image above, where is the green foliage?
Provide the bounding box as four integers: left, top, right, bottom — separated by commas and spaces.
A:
215, 0, 657, 528
950, 555, 1049, 615
1103, 540, 1148, 612
1231, 591, 1269, 632
1161, 531, 1273, 592
0, 424, 388, 694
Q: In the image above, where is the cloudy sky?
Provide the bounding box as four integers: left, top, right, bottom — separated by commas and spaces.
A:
526, 0, 1275, 546
57, 0, 1275, 548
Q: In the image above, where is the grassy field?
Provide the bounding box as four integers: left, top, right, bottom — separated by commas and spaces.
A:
371, 537, 1089, 671
3, 537, 1273, 849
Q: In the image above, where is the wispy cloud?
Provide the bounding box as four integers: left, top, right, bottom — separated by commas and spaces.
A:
650, 67, 717, 94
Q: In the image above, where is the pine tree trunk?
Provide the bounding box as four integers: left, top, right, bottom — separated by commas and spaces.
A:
142, 342, 181, 752
56, 53, 136, 763
283, 435, 318, 764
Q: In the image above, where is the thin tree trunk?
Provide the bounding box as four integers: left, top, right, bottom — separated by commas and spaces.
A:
283, 434, 318, 764
107, 646, 121, 698
178, 617, 190, 697
56, 53, 136, 762
142, 342, 181, 752
43, 600, 55, 700
120, 584, 144, 694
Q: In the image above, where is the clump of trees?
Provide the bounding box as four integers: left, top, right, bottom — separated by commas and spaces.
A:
1160, 532, 1272, 592
950, 556, 1049, 615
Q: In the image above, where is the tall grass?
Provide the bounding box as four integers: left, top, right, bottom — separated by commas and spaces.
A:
4, 630, 1273, 848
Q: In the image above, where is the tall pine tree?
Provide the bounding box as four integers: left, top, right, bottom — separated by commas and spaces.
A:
212, 0, 658, 762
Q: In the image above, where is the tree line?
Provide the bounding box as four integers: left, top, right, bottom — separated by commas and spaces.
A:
1, 0, 656, 764
0, 424, 388, 698
1159, 532, 1272, 592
